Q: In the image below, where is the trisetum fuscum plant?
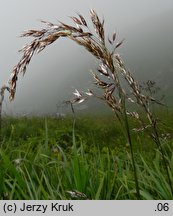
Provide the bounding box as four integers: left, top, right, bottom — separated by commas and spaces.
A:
5, 9, 173, 199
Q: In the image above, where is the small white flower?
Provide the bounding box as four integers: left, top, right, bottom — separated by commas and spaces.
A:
77, 98, 85, 104
14, 158, 22, 165
85, 89, 93, 96
73, 89, 82, 97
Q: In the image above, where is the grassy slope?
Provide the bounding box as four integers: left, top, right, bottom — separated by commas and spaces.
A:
0, 114, 173, 200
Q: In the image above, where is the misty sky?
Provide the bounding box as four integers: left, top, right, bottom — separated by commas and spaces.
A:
1, 0, 173, 115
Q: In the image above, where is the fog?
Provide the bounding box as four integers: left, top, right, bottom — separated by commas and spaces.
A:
1, 0, 173, 115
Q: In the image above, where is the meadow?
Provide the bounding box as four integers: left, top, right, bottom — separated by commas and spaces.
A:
0, 112, 172, 200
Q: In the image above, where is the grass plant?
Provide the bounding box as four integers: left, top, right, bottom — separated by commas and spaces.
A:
0, 115, 172, 199
0, 10, 172, 199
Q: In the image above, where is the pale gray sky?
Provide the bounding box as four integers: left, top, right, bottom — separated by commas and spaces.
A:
1, 0, 173, 114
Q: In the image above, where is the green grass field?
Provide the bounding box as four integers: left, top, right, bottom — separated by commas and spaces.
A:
0, 113, 173, 200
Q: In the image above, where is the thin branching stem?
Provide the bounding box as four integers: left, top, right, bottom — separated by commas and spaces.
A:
0, 85, 10, 142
